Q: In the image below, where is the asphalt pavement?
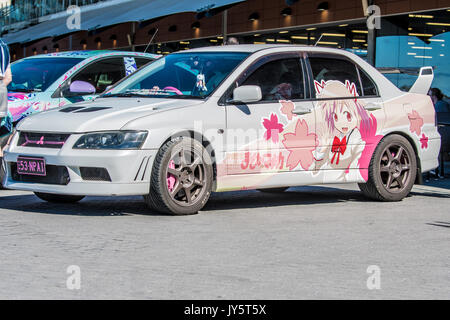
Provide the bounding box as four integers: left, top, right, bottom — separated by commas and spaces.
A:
0, 176, 449, 299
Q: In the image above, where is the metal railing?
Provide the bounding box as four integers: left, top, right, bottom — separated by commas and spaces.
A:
1, 0, 108, 26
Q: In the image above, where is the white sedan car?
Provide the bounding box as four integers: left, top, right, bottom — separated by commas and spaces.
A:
3, 45, 440, 215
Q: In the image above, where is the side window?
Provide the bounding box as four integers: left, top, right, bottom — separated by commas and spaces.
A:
309, 57, 362, 97
359, 68, 378, 96
135, 58, 152, 69
241, 58, 305, 102
71, 58, 125, 94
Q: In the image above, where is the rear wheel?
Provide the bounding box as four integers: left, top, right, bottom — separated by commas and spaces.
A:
144, 137, 213, 215
34, 192, 85, 203
358, 134, 417, 201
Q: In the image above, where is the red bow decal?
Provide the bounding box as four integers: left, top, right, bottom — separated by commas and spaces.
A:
331, 136, 347, 165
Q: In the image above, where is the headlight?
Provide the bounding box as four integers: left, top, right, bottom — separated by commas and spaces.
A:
73, 131, 148, 149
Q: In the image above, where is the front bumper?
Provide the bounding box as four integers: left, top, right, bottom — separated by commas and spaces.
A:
3, 132, 157, 196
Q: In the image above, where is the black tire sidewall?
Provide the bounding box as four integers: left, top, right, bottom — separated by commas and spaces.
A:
370, 135, 417, 201
153, 137, 213, 215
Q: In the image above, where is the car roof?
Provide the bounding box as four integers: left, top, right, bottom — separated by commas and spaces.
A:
177, 44, 367, 58
178, 44, 345, 53
23, 50, 160, 60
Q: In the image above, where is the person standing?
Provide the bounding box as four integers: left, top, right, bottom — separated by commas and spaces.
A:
0, 38, 12, 123
429, 88, 450, 113
426, 88, 449, 180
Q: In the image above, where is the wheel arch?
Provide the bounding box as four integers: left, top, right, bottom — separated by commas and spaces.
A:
381, 131, 423, 185
159, 130, 218, 188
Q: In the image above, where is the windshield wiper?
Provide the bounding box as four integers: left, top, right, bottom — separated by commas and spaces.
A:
169, 95, 204, 100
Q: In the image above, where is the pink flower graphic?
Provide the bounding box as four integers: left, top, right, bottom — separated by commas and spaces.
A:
263, 113, 284, 143
408, 110, 424, 136
420, 133, 429, 149
282, 119, 318, 170
280, 100, 296, 120
358, 114, 383, 181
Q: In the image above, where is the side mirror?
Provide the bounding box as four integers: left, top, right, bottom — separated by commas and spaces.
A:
228, 85, 262, 104
68, 80, 96, 96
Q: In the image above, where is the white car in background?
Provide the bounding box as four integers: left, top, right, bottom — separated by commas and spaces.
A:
3, 45, 440, 215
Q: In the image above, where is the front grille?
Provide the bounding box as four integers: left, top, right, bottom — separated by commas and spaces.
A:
18, 132, 70, 149
80, 167, 111, 182
11, 163, 70, 185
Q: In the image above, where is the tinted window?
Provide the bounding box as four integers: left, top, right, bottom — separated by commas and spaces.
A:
71, 58, 125, 93
135, 58, 152, 69
8, 57, 83, 92
359, 68, 378, 96
241, 58, 305, 101
309, 57, 362, 97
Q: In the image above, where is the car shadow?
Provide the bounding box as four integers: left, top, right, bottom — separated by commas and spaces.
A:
410, 191, 450, 199
2, 184, 447, 216
203, 185, 369, 211
0, 186, 369, 217
0, 194, 166, 216
426, 221, 450, 229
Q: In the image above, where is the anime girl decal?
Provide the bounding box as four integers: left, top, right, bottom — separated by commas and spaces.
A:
314, 80, 372, 181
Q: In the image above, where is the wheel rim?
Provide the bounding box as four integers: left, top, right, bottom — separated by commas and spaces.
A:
379, 143, 412, 193
165, 148, 206, 207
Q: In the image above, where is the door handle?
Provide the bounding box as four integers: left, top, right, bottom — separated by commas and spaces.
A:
293, 108, 312, 115
364, 103, 383, 111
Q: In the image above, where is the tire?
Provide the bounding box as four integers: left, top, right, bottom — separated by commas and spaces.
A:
34, 192, 85, 203
0, 157, 5, 190
144, 137, 213, 215
257, 187, 289, 193
358, 134, 417, 202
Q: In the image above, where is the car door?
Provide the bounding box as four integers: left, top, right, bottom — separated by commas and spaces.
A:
306, 53, 385, 182
224, 53, 316, 177
57, 57, 126, 106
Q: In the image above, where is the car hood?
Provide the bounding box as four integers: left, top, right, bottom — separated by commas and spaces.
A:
16, 98, 203, 133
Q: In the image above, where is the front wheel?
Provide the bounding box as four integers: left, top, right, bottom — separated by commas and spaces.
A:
34, 192, 85, 203
144, 137, 213, 215
358, 134, 417, 201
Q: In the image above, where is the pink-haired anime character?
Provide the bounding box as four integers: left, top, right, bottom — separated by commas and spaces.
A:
314, 80, 372, 181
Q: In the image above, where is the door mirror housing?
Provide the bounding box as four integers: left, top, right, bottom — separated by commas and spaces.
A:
228, 85, 262, 104
67, 80, 96, 96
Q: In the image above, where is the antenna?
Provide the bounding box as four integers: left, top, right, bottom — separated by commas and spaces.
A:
144, 28, 159, 53
314, 33, 324, 46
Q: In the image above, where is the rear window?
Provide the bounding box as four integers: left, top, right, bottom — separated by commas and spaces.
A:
309, 57, 362, 97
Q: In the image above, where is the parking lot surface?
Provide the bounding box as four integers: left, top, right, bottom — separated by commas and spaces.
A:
0, 181, 449, 299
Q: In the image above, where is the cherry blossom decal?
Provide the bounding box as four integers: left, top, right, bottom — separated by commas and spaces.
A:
420, 133, 429, 149
282, 119, 318, 170
263, 113, 284, 143
280, 100, 296, 121
408, 110, 424, 136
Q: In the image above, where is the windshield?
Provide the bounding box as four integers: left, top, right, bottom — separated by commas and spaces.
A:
104, 52, 249, 99
8, 57, 84, 92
